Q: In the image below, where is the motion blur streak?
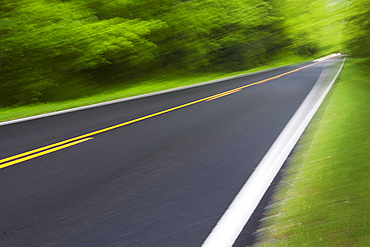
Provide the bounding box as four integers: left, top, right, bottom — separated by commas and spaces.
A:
1, 0, 367, 108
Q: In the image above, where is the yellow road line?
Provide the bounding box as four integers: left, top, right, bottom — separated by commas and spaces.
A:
0, 139, 87, 164
206, 89, 242, 101
0, 138, 93, 169
0, 62, 319, 169
0, 99, 206, 165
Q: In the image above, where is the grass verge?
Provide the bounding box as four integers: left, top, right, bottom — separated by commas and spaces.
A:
254, 57, 370, 246
0, 55, 308, 123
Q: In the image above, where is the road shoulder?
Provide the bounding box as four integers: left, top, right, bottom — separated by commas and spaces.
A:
254, 58, 370, 246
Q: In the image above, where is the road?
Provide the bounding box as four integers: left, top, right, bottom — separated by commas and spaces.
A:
0, 58, 343, 246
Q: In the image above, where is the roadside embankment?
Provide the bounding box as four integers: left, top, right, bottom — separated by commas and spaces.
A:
254, 57, 370, 246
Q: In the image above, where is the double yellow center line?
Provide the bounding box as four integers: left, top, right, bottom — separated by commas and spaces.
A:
0, 62, 318, 169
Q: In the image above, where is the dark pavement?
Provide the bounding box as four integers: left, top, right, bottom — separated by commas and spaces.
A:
0, 60, 339, 246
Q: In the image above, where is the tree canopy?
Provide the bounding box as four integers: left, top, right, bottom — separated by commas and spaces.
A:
0, 0, 367, 106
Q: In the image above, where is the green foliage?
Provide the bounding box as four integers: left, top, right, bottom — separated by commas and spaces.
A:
269, 0, 343, 57
0, 0, 368, 107
161, 0, 278, 70
341, 0, 370, 57
78, 0, 279, 71
0, 0, 165, 105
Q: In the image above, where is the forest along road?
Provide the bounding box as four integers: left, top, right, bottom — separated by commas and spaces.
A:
0, 57, 344, 247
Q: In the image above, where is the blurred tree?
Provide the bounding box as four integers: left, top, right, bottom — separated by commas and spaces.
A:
158, 0, 279, 71
268, 0, 322, 57
2, 0, 366, 107
341, 0, 370, 57
76, 0, 280, 71
0, 0, 165, 106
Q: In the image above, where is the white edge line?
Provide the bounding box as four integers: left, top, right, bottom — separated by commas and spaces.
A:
0, 62, 309, 127
202, 56, 346, 247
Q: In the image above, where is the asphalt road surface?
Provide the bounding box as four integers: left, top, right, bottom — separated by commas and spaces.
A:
0, 58, 342, 246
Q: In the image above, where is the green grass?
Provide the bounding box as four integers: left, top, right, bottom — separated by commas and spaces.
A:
0, 54, 308, 123
254, 58, 370, 247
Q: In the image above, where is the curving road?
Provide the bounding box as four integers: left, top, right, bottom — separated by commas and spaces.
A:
0, 58, 343, 246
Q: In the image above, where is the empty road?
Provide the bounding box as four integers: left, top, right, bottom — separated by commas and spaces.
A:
0, 57, 343, 246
